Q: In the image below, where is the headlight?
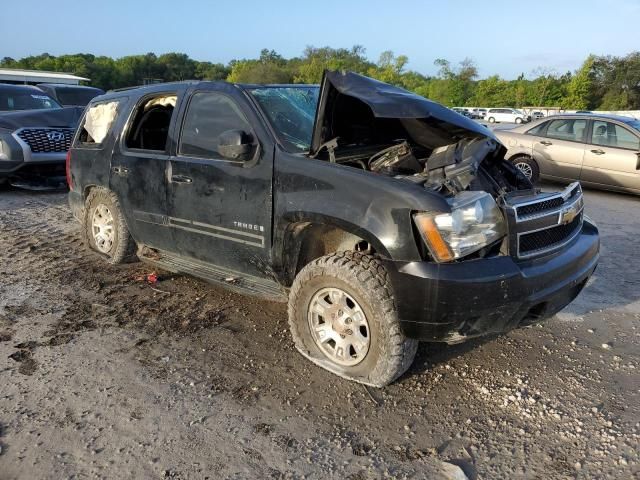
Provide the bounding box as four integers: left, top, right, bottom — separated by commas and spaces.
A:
413, 191, 506, 262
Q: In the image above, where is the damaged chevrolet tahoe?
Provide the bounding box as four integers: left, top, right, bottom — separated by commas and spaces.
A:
67, 71, 599, 387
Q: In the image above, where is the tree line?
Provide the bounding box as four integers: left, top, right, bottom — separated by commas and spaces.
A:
2, 48, 639, 110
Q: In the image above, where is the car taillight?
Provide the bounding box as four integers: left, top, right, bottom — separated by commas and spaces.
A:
65, 150, 73, 190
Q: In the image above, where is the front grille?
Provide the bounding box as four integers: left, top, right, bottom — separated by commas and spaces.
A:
505, 182, 585, 259
519, 213, 582, 256
514, 183, 580, 220
517, 197, 563, 217
16, 128, 74, 153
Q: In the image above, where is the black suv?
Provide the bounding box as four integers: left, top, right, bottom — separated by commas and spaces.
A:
67, 71, 599, 387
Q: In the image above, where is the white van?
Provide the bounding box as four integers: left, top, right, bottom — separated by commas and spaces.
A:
486, 108, 529, 124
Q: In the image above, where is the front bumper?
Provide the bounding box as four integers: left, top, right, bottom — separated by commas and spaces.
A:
387, 219, 599, 342
0, 131, 66, 176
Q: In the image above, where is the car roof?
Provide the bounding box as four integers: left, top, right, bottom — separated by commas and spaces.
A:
534, 113, 636, 124
0, 83, 48, 93
38, 83, 103, 91
95, 80, 317, 103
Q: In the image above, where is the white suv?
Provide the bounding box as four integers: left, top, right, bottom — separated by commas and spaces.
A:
486, 108, 529, 124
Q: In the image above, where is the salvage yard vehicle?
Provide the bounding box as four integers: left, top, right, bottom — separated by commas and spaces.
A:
37, 83, 105, 107
0, 84, 83, 188
67, 72, 600, 387
486, 108, 530, 124
496, 114, 640, 194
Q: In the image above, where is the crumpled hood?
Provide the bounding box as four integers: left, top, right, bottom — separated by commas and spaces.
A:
0, 106, 83, 131
310, 71, 496, 155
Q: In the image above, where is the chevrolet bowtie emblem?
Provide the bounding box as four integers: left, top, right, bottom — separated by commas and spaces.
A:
560, 205, 578, 225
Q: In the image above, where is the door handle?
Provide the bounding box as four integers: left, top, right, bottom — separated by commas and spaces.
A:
539, 140, 552, 146
111, 166, 129, 176
170, 175, 193, 184
590, 149, 605, 155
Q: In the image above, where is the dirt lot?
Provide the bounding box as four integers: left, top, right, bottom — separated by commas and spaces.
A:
0, 184, 638, 479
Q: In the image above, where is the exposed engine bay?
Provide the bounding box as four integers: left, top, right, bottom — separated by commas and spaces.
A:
312, 135, 532, 200
308, 71, 532, 201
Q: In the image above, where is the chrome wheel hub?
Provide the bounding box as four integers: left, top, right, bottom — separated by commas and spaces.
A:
307, 287, 370, 366
91, 204, 115, 254
515, 162, 533, 180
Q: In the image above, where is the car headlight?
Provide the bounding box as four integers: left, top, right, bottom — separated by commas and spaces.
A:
413, 191, 506, 262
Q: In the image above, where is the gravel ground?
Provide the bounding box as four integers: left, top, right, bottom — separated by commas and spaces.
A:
0, 183, 638, 479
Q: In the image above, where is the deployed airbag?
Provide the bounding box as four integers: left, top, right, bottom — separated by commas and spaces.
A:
84, 101, 119, 144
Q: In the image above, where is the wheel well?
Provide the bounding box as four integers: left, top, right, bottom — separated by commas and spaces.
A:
83, 184, 98, 200
282, 222, 371, 286
508, 153, 533, 162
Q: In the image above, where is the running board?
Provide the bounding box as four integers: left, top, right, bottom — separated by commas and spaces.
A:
139, 248, 288, 302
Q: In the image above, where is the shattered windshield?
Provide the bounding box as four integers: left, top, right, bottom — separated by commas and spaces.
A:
248, 86, 319, 152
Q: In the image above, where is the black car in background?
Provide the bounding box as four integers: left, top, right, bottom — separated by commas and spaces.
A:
37, 83, 105, 107
0, 84, 83, 188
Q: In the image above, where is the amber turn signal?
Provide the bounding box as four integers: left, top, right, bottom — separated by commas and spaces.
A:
413, 214, 455, 262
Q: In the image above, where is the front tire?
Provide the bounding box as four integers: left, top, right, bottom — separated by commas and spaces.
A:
288, 251, 418, 387
488, 117, 496, 123
515, 117, 523, 124
83, 187, 137, 264
512, 156, 540, 183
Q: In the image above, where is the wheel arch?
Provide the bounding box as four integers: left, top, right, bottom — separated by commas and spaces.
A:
275, 214, 391, 286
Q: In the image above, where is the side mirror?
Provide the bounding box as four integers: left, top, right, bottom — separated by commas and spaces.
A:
218, 129, 252, 160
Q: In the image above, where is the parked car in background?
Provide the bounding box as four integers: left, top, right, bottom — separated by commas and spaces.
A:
486, 108, 530, 124
531, 111, 545, 120
67, 71, 598, 387
452, 107, 472, 118
0, 84, 83, 188
37, 83, 105, 107
474, 108, 487, 119
495, 114, 640, 194
452, 107, 481, 119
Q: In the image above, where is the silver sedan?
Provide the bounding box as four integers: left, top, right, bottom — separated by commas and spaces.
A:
495, 114, 640, 194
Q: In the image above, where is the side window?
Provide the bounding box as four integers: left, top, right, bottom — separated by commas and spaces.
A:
526, 121, 548, 136
591, 121, 640, 150
545, 119, 587, 142
76, 100, 120, 146
179, 92, 251, 159
125, 94, 177, 151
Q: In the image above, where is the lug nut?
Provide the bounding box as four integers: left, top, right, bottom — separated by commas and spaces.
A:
345, 318, 352, 324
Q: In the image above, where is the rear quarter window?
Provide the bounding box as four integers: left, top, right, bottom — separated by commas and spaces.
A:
75, 99, 123, 147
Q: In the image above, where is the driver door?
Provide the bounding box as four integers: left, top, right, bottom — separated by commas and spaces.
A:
166, 84, 274, 277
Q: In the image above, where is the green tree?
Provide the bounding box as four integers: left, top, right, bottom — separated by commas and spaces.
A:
562, 56, 595, 109
293, 45, 372, 83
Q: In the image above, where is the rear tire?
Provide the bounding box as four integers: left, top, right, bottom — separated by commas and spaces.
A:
83, 187, 137, 264
512, 156, 540, 183
488, 117, 496, 123
288, 251, 418, 387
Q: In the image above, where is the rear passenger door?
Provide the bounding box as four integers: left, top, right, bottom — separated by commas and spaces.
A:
166, 83, 274, 277
109, 89, 183, 252
532, 118, 587, 180
581, 120, 640, 190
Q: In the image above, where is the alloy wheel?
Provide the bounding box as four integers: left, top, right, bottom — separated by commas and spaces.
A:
91, 204, 115, 253
307, 287, 370, 366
